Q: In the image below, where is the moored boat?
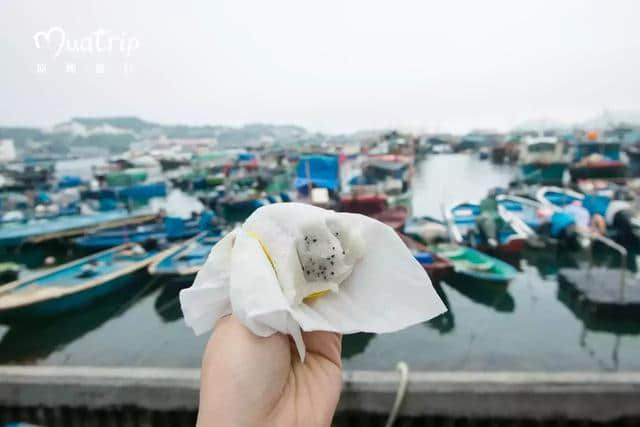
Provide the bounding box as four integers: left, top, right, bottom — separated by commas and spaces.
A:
339, 192, 408, 231
74, 211, 218, 249
445, 200, 527, 253
398, 233, 453, 283
0, 242, 173, 322
518, 136, 568, 185
148, 232, 220, 280
0, 208, 158, 247
431, 243, 517, 284
569, 140, 628, 181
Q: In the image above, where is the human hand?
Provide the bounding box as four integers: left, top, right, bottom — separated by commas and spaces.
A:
197, 315, 342, 427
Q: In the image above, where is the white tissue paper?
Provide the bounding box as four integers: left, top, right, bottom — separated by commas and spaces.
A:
179, 203, 446, 360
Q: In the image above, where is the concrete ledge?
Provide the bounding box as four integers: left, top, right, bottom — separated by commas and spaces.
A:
1, 366, 640, 422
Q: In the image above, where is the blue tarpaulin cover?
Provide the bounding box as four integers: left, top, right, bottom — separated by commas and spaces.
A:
295, 154, 339, 191
582, 194, 610, 217
550, 212, 576, 237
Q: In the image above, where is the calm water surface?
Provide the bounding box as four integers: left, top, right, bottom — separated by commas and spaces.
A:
1, 153, 639, 371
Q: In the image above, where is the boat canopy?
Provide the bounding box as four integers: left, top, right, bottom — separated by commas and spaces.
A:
573, 142, 621, 162
295, 154, 339, 191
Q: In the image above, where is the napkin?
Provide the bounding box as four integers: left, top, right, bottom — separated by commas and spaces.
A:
179, 203, 446, 360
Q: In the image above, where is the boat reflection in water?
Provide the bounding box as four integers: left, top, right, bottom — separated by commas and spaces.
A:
443, 274, 515, 313
342, 332, 375, 359
0, 279, 158, 364
558, 282, 640, 371
427, 281, 455, 334
154, 282, 185, 323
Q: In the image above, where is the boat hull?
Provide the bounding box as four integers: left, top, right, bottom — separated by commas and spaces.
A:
569, 163, 628, 180
0, 270, 147, 323
519, 162, 568, 185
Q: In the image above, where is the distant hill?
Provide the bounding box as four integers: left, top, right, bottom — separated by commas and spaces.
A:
0, 116, 325, 155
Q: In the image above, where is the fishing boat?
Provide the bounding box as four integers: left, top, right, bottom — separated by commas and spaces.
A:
339, 192, 409, 231
217, 191, 292, 223
431, 243, 517, 284
74, 211, 217, 249
398, 233, 453, 283
445, 201, 527, 253
568, 140, 628, 180
0, 208, 158, 247
497, 194, 551, 233
403, 215, 450, 245
0, 242, 173, 322
518, 136, 568, 185
349, 154, 413, 203
537, 186, 640, 245
148, 232, 220, 280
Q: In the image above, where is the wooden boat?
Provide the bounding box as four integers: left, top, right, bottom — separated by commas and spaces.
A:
569, 140, 628, 180
518, 136, 568, 185
536, 186, 584, 208
398, 233, 453, 283
431, 243, 517, 284
0, 242, 173, 322
403, 215, 449, 245
446, 201, 527, 253
74, 212, 218, 249
0, 209, 158, 247
339, 192, 408, 231
148, 232, 220, 280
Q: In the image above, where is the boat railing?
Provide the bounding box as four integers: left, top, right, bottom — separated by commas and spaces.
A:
585, 232, 628, 302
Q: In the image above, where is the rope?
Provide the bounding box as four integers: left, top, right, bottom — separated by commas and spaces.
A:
384, 361, 409, 427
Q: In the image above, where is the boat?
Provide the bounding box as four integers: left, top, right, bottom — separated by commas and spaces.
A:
339, 192, 409, 231
350, 154, 413, 197
568, 140, 628, 180
0, 242, 174, 322
398, 233, 453, 283
148, 232, 220, 280
518, 136, 568, 185
445, 201, 527, 253
74, 211, 217, 249
403, 215, 450, 245
497, 194, 551, 233
0, 208, 158, 247
431, 243, 517, 284
217, 191, 292, 223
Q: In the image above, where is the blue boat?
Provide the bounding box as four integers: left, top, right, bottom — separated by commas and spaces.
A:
148, 232, 220, 280
74, 211, 218, 249
0, 209, 157, 247
0, 242, 174, 322
446, 201, 527, 253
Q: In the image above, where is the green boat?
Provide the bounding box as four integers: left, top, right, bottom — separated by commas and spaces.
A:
518, 136, 568, 185
431, 243, 517, 284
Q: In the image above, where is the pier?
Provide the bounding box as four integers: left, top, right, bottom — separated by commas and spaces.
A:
1, 366, 640, 426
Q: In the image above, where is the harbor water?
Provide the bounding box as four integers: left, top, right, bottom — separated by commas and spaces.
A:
1, 154, 639, 372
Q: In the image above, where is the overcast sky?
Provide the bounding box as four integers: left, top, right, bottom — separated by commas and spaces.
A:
1, 0, 639, 134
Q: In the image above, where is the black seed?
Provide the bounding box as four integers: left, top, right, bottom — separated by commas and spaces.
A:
332, 246, 335, 250
313, 239, 317, 243
330, 261, 334, 265
331, 272, 334, 275
306, 270, 310, 274
331, 254, 335, 258
342, 250, 345, 255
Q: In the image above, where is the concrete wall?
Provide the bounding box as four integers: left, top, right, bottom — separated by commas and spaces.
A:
1, 366, 640, 425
